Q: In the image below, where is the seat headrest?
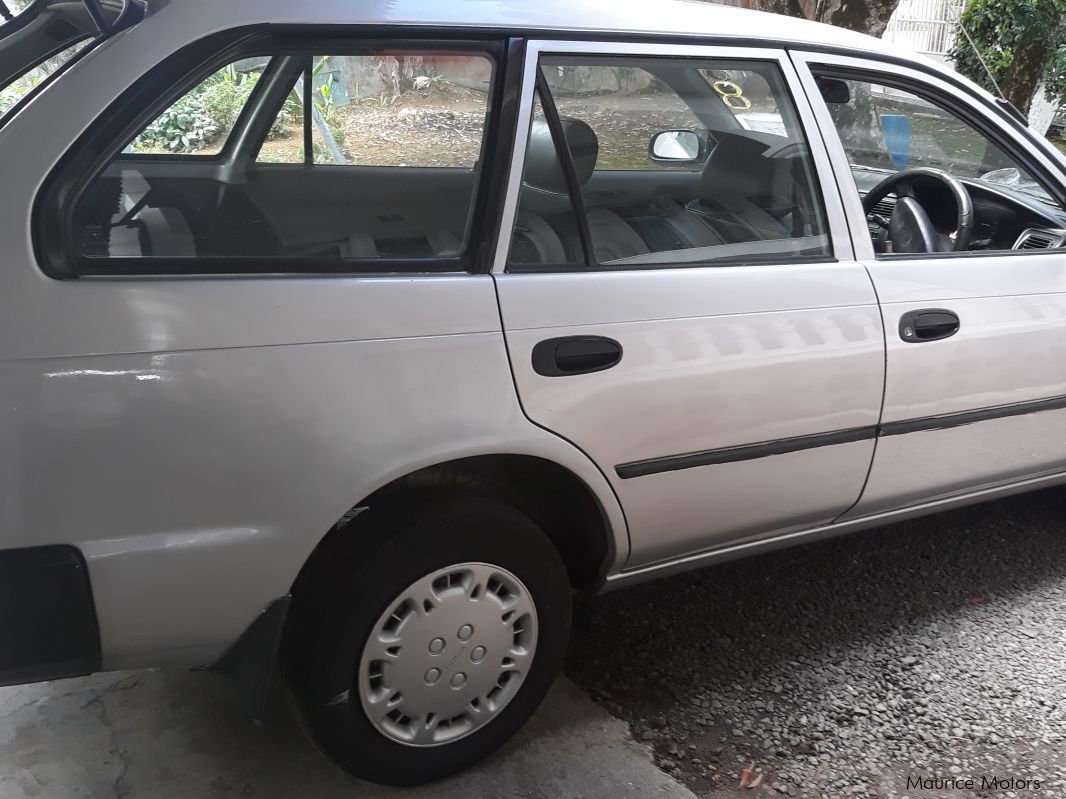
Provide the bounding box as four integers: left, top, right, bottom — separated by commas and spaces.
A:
524, 116, 599, 193
701, 133, 774, 199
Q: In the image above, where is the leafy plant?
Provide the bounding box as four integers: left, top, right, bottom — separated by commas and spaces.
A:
0, 39, 88, 115
951, 0, 1066, 112
134, 92, 219, 152
131, 63, 273, 153
199, 73, 255, 131
0, 73, 42, 114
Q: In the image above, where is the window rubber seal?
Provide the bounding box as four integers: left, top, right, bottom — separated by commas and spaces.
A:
534, 68, 594, 268
32, 27, 508, 279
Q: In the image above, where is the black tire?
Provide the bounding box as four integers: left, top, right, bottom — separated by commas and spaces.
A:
282, 496, 572, 786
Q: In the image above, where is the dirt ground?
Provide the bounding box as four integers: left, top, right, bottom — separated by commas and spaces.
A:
157, 83, 714, 170
258, 83, 490, 167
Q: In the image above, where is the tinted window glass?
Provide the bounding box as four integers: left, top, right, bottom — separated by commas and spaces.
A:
70, 49, 494, 272
256, 54, 493, 167
544, 64, 703, 172
510, 92, 586, 267
698, 68, 784, 136
129, 59, 270, 156
821, 76, 1054, 204
0, 41, 87, 116
508, 56, 830, 269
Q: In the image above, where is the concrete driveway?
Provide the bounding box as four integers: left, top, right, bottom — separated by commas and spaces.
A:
0, 670, 694, 799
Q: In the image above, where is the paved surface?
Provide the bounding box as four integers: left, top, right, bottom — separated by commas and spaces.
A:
7, 489, 1066, 798
568, 487, 1066, 798
0, 672, 694, 799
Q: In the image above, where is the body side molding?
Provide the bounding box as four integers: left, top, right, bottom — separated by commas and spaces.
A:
617, 392, 1066, 478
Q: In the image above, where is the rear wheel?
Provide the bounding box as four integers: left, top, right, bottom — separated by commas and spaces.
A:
282, 497, 572, 786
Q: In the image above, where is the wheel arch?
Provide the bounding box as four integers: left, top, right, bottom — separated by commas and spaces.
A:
290, 453, 624, 604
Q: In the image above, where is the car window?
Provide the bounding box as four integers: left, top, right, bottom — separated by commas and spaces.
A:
698, 68, 784, 136
257, 54, 492, 167
544, 64, 704, 172
0, 0, 147, 131
129, 59, 272, 157
67, 48, 495, 273
509, 91, 586, 267
508, 56, 831, 269
0, 41, 87, 116
819, 76, 1054, 204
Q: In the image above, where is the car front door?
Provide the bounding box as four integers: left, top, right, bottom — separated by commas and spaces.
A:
793, 52, 1066, 518
493, 41, 887, 571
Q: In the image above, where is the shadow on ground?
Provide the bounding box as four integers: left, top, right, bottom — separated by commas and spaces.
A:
566, 488, 1066, 797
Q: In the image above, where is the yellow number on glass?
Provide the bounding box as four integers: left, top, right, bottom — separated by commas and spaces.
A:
712, 79, 752, 111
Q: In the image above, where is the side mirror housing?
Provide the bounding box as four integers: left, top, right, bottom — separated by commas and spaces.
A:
649, 130, 704, 163
815, 77, 851, 104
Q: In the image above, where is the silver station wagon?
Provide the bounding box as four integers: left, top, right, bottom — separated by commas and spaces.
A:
2, 0, 1066, 785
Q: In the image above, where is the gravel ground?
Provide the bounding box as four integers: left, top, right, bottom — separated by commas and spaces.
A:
566, 487, 1066, 798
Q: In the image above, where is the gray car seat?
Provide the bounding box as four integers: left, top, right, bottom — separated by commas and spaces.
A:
685, 133, 798, 242
511, 117, 651, 265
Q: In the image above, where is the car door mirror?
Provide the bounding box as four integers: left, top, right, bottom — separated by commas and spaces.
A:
815, 77, 850, 104
649, 130, 703, 163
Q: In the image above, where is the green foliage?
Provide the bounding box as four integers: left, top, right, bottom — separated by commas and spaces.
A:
951, 0, 1066, 109
132, 64, 268, 153
0, 73, 42, 115
133, 92, 219, 152
0, 40, 88, 115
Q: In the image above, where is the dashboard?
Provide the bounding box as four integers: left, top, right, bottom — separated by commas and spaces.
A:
853, 167, 1066, 253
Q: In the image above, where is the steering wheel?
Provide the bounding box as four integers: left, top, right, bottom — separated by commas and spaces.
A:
862, 167, 974, 253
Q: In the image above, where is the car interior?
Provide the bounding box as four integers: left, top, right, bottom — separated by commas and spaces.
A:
510, 115, 831, 267
69, 52, 834, 271
67, 51, 1066, 274
71, 53, 485, 268
814, 76, 1066, 255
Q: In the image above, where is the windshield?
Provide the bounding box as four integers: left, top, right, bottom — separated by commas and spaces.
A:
826, 77, 1053, 203
697, 67, 792, 138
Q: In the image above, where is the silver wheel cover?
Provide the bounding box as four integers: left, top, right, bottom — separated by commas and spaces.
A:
357, 562, 539, 747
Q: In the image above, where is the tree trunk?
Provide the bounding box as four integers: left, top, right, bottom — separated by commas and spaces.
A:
746, 0, 902, 36
821, 0, 901, 36
746, 0, 809, 18
1028, 79, 1058, 135
999, 32, 1053, 113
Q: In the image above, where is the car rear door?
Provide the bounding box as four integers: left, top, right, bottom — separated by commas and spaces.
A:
793, 52, 1066, 518
493, 40, 886, 571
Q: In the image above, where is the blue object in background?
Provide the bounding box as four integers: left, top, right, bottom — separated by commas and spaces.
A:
880, 114, 911, 170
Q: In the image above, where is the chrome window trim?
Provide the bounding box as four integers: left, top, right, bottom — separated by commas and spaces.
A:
490, 39, 857, 274
789, 50, 1066, 263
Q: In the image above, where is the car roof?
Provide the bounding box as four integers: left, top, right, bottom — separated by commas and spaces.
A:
167, 0, 908, 61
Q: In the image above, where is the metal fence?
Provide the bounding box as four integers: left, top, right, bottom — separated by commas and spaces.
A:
700, 0, 963, 62
882, 0, 964, 61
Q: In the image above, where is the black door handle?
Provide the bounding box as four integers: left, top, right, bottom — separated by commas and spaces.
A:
900, 309, 960, 343
531, 336, 623, 376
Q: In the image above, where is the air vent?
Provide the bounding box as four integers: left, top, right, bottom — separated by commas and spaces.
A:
1014, 228, 1066, 250
872, 195, 897, 217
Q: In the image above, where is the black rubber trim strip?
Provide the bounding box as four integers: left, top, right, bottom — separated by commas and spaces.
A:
535, 69, 594, 268
616, 425, 877, 479
301, 57, 313, 166
617, 392, 1066, 479
880, 393, 1066, 437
